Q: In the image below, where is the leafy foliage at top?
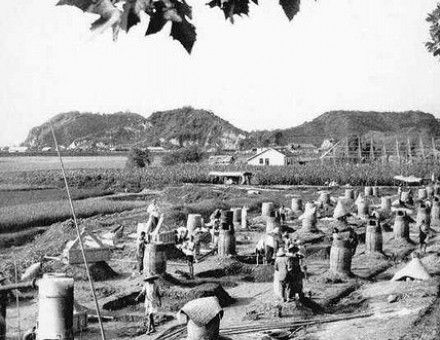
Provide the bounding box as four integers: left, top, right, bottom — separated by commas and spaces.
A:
426, 3, 440, 58
126, 147, 152, 168
56, 0, 301, 53
161, 145, 204, 165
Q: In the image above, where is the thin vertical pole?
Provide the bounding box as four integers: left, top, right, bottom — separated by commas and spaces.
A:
420, 136, 426, 160
396, 138, 401, 164
358, 136, 362, 162
407, 137, 412, 163
432, 137, 437, 162
369, 136, 374, 161
50, 124, 107, 340
14, 258, 20, 340
382, 142, 387, 163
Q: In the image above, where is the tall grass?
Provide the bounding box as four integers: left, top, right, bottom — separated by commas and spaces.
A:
2, 160, 440, 191
0, 197, 145, 233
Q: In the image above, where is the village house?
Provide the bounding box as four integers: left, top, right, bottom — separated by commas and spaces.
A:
8, 146, 28, 153
247, 147, 294, 166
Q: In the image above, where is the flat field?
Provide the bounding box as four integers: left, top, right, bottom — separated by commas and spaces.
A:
0, 155, 126, 172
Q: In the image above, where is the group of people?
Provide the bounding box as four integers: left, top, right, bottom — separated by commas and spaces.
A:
274, 245, 306, 302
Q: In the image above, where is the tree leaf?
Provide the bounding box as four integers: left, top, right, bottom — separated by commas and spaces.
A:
56, 0, 95, 12
207, 0, 250, 22
145, 5, 167, 35
279, 0, 300, 21
121, 0, 153, 32
170, 19, 196, 53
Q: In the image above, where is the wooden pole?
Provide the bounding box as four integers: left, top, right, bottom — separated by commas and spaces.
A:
432, 137, 437, 162
358, 136, 362, 162
369, 136, 374, 161
345, 137, 350, 161
407, 137, 412, 163
382, 142, 387, 163
396, 138, 401, 164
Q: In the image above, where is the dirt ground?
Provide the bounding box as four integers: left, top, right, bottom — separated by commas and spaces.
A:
4, 184, 440, 340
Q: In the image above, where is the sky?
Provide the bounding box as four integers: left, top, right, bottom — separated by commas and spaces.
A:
1, 0, 440, 145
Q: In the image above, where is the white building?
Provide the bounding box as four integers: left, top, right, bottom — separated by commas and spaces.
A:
9, 146, 28, 153
247, 148, 294, 166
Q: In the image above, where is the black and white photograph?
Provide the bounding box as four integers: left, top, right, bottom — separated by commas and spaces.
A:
2, 0, 440, 339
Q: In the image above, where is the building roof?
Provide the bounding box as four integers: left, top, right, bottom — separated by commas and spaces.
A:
247, 147, 294, 162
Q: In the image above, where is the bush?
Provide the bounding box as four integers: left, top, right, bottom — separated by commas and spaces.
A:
162, 146, 204, 166
126, 148, 151, 169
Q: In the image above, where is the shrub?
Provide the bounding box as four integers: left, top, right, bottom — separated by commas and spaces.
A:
125, 148, 151, 169
162, 146, 204, 166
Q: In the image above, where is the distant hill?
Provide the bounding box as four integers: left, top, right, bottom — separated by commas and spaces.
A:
241, 110, 440, 148
24, 107, 247, 150
24, 111, 150, 150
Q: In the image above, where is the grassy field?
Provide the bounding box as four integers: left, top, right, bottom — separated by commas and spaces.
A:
3, 160, 440, 191
0, 196, 145, 234
0, 155, 127, 172
0, 187, 114, 207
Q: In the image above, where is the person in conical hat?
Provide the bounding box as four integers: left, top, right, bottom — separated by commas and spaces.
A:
136, 274, 161, 334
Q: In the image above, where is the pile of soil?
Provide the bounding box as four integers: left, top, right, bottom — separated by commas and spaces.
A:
63, 261, 119, 282
245, 299, 316, 321
164, 282, 235, 312
244, 265, 274, 283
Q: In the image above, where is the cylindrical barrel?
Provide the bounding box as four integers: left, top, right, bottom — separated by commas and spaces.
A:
365, 220, 383, 253
393, 211, 409, 240
357, 201, 369, 219
230, 208, 242, 224
241, 208, 248, 229
301, 216, 318, 232
187, 315, 221, 340
329, 239, 353, 276
218, 229, 235, 257
220, 211, 233, 227
318, 192, 331, 205
416, 204, 430, 226
344, 189, 355, 200
37, 273, 74, 340
431, 197, 440, 228
144, 243, 167, 276
187, 214, 203, 235
364, 186, 373, 197
380, 197, 391, 212
291, 198, 303, 213
261, 202, 274, 217
418, 188, 427, 200
372, 187, 379, 197
266, 216, 280, 234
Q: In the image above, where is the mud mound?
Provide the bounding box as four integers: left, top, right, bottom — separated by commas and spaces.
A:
166, 244, 186, 260
244, 265, 274, 283
245, 299, 316, 321
67, 261, 119, 282
165, 282, 235, 311
103, 291, 139, 311
196, 259, 251, 278
186, 283, 235, 307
